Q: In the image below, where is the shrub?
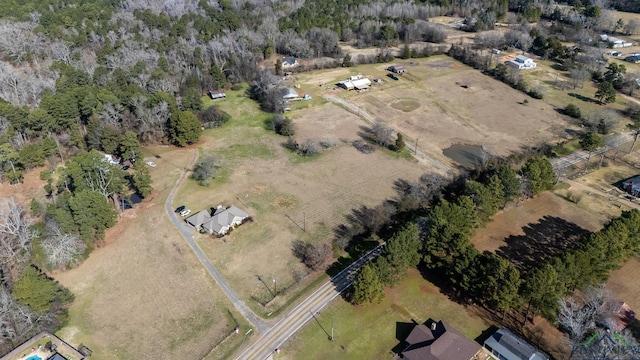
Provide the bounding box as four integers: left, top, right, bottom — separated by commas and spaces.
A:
299, 138, 319, 157
528, 88, 544, 99
564, 104, 582, 119
191, 156, 218, 186
353, 140, 374, 154
198, 106, 231, 128
230, 84, 243, 91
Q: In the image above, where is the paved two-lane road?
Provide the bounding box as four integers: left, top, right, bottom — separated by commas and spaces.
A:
235, 244, 385, 360
551, 132, 635, 172
164, 150, 268, 333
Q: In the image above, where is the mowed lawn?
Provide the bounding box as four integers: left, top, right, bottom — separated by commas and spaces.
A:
281, 269, 492, 359
55, 147, 252, 360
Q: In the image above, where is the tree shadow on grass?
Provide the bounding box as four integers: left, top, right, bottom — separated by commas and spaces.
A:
496, 215, 588, 273
569, 92, 597, 104
417, 263, 469, 304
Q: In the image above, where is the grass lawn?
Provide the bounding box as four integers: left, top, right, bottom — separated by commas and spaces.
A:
281, 269, 492, 359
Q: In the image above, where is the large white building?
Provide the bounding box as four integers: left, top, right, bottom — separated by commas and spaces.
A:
337, 77, 371, 90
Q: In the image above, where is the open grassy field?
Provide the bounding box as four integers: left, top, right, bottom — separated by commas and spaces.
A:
472, 187, 626, 273
53, 147, 252, 360
177, 90, 431, 316
293, 56, 577, 165
280, 268, 492, 359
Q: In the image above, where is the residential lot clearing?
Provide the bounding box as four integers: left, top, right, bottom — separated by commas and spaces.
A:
53, 147, 251, 360
293, 56, 575, 168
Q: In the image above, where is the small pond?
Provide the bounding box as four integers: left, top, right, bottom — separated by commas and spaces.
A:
443, 144, 487, 170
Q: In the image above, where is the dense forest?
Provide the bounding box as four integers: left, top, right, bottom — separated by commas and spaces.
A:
0, 0, 639, 354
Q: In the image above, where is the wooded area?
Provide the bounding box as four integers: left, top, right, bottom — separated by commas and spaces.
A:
1, 0, 640, 354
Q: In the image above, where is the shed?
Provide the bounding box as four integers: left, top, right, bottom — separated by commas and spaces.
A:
387, 65, 406, 74
209, 90, 226, 99
283, 87, 299, 100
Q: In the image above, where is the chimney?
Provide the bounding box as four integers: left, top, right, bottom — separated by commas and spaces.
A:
431, 323, 437, 331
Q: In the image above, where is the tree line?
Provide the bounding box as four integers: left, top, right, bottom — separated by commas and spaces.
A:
349, 154, 640, 343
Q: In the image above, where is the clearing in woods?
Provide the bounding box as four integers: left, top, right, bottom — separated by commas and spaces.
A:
54, 147, 251, 360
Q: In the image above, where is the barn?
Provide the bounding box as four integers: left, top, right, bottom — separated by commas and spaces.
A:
337, 78, 371, 90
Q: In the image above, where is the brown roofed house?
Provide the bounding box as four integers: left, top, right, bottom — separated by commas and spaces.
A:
401, 321, 481, 360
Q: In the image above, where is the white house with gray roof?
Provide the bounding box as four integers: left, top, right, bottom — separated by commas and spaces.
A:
185, 205, 249, 236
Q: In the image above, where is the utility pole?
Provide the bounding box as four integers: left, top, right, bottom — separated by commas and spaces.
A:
273, 277, 277, 296
414, 138, 419, 155
303, 211, 306, 232
330, 315, 334, 341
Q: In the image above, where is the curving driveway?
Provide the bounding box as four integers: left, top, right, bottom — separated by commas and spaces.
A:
164, 150, 268, 333
165, 150, 387, 359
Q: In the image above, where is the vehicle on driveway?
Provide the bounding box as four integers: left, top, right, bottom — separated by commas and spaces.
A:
146, 161, 156, 167
180, 209, 191, 217
175, 205, 186, 213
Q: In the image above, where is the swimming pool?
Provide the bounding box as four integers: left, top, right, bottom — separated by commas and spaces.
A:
25, 355, 42, 360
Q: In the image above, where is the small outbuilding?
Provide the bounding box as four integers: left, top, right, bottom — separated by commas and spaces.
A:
387, 65, 406, 74
283, 87, 299, 100
209, 90, 226, 99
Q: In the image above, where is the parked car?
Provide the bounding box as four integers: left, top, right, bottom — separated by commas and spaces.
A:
175, 205, 186, 213
387, 73, 399, 81
121, 165, 130, 171
180, 209, 191, 217
146, 161, 156, 167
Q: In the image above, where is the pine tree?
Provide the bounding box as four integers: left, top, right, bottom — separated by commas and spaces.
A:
351, 264, 385, 304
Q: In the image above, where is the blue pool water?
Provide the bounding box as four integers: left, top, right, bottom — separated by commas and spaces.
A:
26, 356, 42, 360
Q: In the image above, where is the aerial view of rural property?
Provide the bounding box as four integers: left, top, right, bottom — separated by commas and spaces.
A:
2, 0, 640, 359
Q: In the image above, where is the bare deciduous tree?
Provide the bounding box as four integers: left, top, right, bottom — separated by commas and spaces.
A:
0, 197, 36, 283
42, 220, 86, 270
371, 121, 393, 148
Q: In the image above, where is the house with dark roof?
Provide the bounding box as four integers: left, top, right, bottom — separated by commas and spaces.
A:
387, 65, 406, 74
484, 327, 548, 360
401, 320, 482, 360
185, 205, 249, 236
282, 56, 298, 68
47, 353, 68, 360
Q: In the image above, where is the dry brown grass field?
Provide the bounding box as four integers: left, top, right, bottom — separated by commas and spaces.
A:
178, 123, 428, 314
295, 56, 575, 166
53, 147, 251, 360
